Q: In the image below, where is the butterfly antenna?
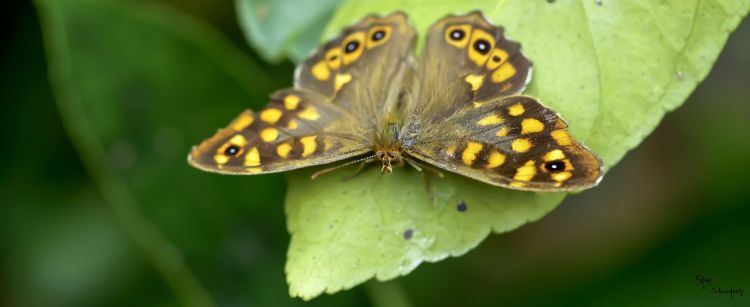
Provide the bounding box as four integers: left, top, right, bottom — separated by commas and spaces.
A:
310, 154, 376, 179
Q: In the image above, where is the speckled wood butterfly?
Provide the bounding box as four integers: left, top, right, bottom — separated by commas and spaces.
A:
188, 11, 603, 191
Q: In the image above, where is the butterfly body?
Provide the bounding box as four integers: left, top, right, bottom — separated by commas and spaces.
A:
189, 11, 603, 191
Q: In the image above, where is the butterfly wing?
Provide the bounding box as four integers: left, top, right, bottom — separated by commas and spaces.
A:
402, 12, 600, 191
189, 89, 371, 174
406, 11, 532, 120
403, 96, 602, 191
189, 13, 416, 174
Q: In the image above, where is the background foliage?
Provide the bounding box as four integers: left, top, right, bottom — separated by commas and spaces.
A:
2, 0, 749, 306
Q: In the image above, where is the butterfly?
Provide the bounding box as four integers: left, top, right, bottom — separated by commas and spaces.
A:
188, 11, 603, 191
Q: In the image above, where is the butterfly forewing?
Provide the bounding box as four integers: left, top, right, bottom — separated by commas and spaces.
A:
295, 12, 416, 112
412, 11, 532, 119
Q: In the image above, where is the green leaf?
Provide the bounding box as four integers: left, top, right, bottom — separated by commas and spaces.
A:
34, 0, 312, 306
285, 0, 750, 300
236, 0, 343, 63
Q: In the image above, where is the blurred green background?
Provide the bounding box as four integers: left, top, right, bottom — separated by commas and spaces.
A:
1, 0, 748, 306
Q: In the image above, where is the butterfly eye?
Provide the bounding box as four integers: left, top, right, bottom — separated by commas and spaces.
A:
224, 145, 241, 156
344, 40, 360, 53
473, 39, 491, 55
544, 160, 566, 173
371, 30, 385, 41
449, 29, 465, 41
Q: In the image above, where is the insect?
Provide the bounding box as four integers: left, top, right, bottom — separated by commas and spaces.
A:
188, 11, 603, 191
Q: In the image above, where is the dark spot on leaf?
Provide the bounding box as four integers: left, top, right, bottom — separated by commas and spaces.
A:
547, 0, 556, 3
403, 229, 413, 240
457, 201, 468, 212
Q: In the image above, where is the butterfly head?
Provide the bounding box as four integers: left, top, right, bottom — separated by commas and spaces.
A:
374, 146, 402, 174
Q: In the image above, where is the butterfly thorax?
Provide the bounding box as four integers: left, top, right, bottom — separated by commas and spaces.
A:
373, 120, 404, 173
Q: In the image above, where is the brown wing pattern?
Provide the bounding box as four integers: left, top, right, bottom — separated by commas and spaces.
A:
412, 11, 532, 119
188, 89, 370, 175
294, 12, 416, 110
404, 96, 602, 191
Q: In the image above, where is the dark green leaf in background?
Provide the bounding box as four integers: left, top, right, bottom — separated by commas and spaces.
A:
33, 0, 362, 305
236, 0, 343, 63
282, 0, 750, 299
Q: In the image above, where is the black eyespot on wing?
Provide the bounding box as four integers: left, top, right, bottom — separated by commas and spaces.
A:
492, 55, 502, 62
225, 145, 240, 156
344, 40, 360, 53
372, 30, 385, 41
544, 160, 565, 172
449, 29, 465, 40
473, 39, 490, 54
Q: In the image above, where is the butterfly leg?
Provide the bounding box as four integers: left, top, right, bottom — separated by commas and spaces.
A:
405, 157, 445, 199
342, 158, 376, 181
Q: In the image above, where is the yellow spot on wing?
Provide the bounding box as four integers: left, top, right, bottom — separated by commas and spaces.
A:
521, 118, 545, 134
444, 24, 471, 48
486, 48, 509, 70
477, 114, 503, 126
543, 149, 566, 162
508, 103, 524, 116
324, 139, 333, 150
300, 136, 317, 157
511, 138, 532, 152
511, 182, 527, 188
245, 147, 260, 167
311, 61, 330, 81
496, 127, 508, 137
551, 129, 572, 146
468, 28, 495, 66
335, 73, 352, 92
286, 119, 298, 130
284, 95, 300, 110
464, 74, 484, 91
276, 143, 292, 158
551, 171, 572, 183
230, 113, 253, 131
298, 107, 320, 121
229, 134, 248, 146
513, 160, 536, 182
342, 31, 366, 65
260, 108, 283, 124
260, 128, 278, 142
486, 151, 505, 168
325, 47, 342, 70
214, 154, 229, 165
462, 142, 483, 166
492, 63, 516, 83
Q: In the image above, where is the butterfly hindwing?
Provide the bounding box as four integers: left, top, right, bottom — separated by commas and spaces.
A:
404, 96, 602, 191
188, 89, 370, 174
